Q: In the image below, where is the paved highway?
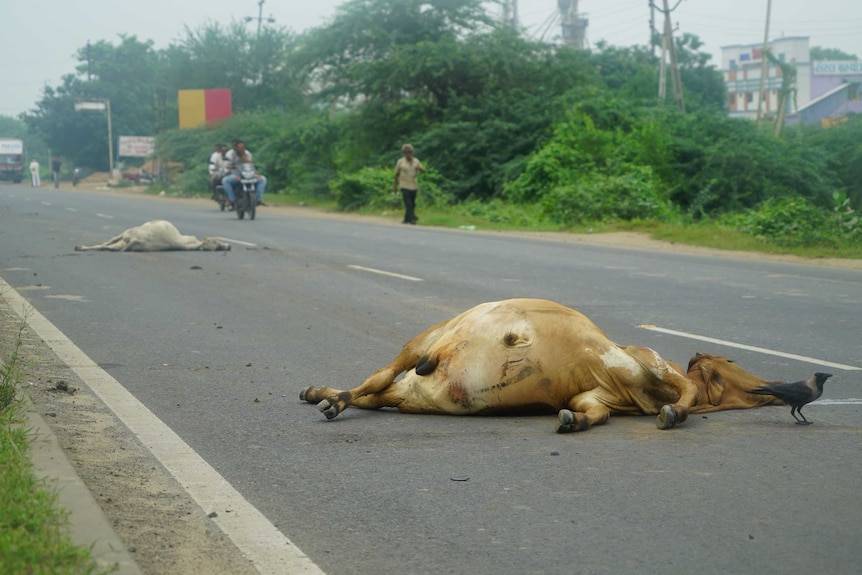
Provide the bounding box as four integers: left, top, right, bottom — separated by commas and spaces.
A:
1, 184, 860, 575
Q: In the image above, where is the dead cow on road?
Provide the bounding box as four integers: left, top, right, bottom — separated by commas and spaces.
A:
301, 298, 796, 433
75, 220, 230, 252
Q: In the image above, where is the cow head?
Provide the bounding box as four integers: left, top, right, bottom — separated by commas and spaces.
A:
199, 237, 231, 251
686, 352, 781, 408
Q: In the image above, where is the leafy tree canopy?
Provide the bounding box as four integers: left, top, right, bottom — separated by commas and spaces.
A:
810, 46, 858, 61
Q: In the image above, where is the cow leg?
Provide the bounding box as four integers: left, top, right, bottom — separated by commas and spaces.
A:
302, 320, 451, 420
75, 232, 125, 251
299, 386, 342, 403
300, 384, 407, 410
655, 372, 699, 430
628, 347, 699, 430
300, 350, 425, 420
556, 397, 610, 434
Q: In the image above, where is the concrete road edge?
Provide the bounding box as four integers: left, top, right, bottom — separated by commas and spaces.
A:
21, 395, 144, 575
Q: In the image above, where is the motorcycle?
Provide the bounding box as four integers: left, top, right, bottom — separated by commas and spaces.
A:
213, 178, 229, 211
234, 163, 259, 220
72, 167, 81, 187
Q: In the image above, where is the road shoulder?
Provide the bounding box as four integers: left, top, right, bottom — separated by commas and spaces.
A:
0, 290, 259, 575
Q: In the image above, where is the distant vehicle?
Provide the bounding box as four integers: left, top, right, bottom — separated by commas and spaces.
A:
0, 138, 25, 183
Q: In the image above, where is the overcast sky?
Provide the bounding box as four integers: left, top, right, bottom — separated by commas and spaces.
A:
3, 0, 860, 118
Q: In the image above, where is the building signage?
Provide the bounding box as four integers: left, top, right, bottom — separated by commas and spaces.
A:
813, 60, 862, 75
118, 136, 156, 158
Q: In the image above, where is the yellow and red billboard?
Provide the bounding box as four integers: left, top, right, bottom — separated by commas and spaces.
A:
178, 89, 232, 129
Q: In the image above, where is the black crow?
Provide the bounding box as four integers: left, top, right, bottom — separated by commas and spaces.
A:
747, 373, 833, 425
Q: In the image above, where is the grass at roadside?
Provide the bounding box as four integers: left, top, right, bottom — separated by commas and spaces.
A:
0, 317, 107, 575
267, 192, 862, 261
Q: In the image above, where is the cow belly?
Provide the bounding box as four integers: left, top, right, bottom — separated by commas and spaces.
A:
389, 358, 574, 415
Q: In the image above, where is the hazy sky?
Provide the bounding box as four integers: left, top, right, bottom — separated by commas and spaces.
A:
3, 0, 860, 118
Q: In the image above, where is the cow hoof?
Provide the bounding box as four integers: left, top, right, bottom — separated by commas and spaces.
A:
299, 387, 311, 402
317, 399, 341, 420
656, 405, 677, 430
556, 409, 589, 433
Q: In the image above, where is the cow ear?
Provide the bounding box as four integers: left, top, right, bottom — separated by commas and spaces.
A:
700, 365, 725, 406
687, 352, 706, 371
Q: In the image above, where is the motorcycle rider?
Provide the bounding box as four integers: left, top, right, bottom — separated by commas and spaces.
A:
221, 139, 267, 208
208, 143, 228, 200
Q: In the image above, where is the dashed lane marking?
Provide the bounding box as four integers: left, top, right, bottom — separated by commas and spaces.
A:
348, 264, 423, 282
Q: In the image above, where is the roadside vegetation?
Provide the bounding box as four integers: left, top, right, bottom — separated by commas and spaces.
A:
7, 0, 861, 257
0, 314, 106, 574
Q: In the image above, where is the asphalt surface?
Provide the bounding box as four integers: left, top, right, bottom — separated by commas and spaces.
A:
2, 182, 861, 575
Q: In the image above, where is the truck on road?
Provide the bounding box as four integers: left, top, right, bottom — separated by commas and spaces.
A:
0, 138, 25, 183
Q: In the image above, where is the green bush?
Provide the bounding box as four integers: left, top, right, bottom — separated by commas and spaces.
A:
541, 166, 675, 224
330, 166, 448, 212
729, 194, 862, 247
330, 167, 396, 211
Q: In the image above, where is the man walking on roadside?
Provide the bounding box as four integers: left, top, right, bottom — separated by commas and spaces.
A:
29, 158, 41, 187
393, 143, 426, 225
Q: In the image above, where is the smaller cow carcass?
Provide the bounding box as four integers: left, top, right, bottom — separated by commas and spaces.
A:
301, 298, 796, 433
75, 220, 230, 252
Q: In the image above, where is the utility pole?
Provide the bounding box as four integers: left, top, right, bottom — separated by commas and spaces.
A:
502, 0, 519, 29
657, 0, 685, 112
658, 18, 667, 101
649, 1, 657, 58
755, 0, 772, 126
245, 0, 275, 36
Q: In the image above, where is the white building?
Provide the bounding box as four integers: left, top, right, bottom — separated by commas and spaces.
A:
721, 36, 862, 125
721, 36, 811, 120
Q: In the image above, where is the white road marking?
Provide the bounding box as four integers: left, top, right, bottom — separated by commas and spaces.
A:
0, 277, 326, 575
96, 213, 114, 219
214, 236, 257, 247
41, 201, 51, 206
811, 399, 862, 405
348, 265, 423, 282
639, 324, 861, 371
66, 207, 78, 212
45, 295, 89, 302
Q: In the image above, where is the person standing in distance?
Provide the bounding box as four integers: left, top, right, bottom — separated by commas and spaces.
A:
208, 143, 228, 200
29, 158, 41, 187
393, 143, 425, 224
51, 156, 62, 188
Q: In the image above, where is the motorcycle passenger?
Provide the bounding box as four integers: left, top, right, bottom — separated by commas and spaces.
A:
221, 139, 267, 208
208, 143, 228, 200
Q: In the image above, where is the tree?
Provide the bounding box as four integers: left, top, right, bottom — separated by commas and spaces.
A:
24, 35, 163, 170
674, 33, 726, 110
810, 46, 858, 61
162, 21, 307, 114
297, 0, 494, 105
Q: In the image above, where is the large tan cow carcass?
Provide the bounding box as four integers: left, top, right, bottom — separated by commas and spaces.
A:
301, 298, 791, 432
75, 220, 230, 252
